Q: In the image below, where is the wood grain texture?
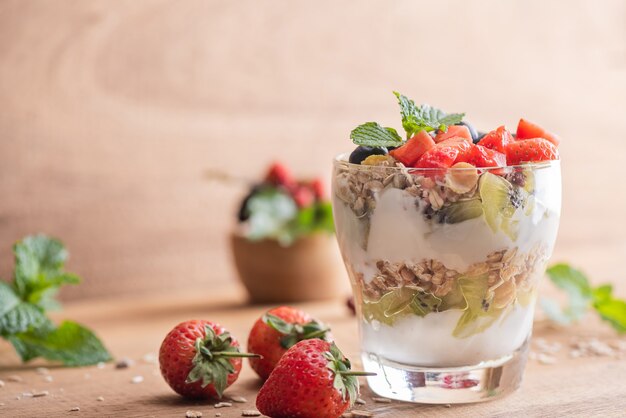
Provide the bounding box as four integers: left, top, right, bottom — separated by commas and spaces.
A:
0, 291, 625, 417
1, 0, 626, 299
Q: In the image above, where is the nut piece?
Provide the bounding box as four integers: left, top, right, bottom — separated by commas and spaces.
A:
446, 162, 479, 194
352, 411, 374, 418
241, 411, 261, 417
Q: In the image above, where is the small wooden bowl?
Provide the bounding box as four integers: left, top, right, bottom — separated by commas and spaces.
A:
231, 232, 348, 304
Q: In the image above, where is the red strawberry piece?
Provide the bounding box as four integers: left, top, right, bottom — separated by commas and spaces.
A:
516, 118, 560, 146
436, 137, 473, 163
505, 137, 559, 165
266, 162, 296, 188
434, 125, 472, 143
256, 340, 373, 418
477, 125, 514, 154
416, 146, 459, 169
310, 178, 325, 200
467, 144, 506, 168
292, 185, 315, 207
248, 306, 331, 381
389, 130, 436, 166
159, 320, 259, 399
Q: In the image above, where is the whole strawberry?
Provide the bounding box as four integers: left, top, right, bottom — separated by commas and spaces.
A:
248, 306, 331, 380
256, 339, 373, 418
159, 320, 258, 399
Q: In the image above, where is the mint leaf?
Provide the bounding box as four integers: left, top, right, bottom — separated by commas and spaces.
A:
0, 281, 20, 317
10, 320, 111, 366
393, 91, 464, 138
0, 302, 47, 335
2, 234, 112, 366
544, 264, 593, 323
13, 235, 80, 308
592, 284, 626, 333
350, 122, 403, 147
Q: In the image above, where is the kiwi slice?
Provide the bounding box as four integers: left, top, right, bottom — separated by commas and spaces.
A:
438, 199, 484, 224
479, 172, 525, 240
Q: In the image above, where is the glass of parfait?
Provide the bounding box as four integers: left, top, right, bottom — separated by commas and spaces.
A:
332, 144, 561, 403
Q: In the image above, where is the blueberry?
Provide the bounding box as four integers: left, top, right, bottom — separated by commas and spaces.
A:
348, 146, 388, 164
456, 121, 480, 143
474, 132, 487, 143
237, 184, 262, 222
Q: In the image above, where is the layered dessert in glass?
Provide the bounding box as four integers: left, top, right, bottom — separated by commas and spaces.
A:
332, 92, 561, 403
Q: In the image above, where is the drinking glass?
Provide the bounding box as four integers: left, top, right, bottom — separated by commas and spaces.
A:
331, 155, 561, 403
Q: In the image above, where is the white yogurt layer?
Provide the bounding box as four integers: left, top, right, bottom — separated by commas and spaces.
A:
361, 302, 535, 367
333, 171, 561, 280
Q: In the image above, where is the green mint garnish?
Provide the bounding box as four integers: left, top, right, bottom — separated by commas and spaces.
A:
350, 122, 403, 148
244, 187, 334, 246
393, 91, 464, 138
0, 235, 111, 366
541, 263, 626, 333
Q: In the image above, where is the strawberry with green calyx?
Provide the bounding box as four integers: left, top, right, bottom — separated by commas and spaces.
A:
248, 306, 332, 380
256, 339, 375, 418
159, 320, 260, 399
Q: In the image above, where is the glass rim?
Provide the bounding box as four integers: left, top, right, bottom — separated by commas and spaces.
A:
333, 152, 560, 172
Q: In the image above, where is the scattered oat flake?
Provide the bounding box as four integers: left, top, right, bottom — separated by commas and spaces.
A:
214, 402, 232, 408
116, 358, 134, 369
69, 406, 80, 412
131, 375, 144, 384
33, 391, 49, 398
352, 411, 374, 418
241, 411, 261, 417
97, 362, 106, 369
355, 398, 366, 405
372, 396, 391, 403
22, 392, 33, 397
36, 367, 50, 375
537, 353, 557, 365
143, 353, 158, 364
43, 375, 54, 382
230, 396, 247, 403
8, 375, 22, 382
186, 411, 203, 418
97, 396, 104, 402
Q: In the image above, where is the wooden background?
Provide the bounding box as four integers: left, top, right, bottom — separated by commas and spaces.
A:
1, 0, 626, 300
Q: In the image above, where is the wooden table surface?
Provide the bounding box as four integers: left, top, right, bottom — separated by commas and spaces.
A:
1, 288, 625, 418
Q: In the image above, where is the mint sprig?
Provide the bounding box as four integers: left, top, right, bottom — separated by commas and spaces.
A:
0, 235, 111, 366
541, 263, 626, 333
350, 122, 403, 147
393, 91, 464, 138
349, 92, 465, 147
244, 187, 334, 246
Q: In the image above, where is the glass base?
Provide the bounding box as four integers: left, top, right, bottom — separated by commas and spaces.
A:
361, 338, 529, 404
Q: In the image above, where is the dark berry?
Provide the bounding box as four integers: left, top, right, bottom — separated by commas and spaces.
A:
348, 146, 388, 164
237, 185, 262, 222
456, 121, 480, 143
474, 131, 487, 144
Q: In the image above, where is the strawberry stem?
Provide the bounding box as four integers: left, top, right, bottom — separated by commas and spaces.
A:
336, 371, 377, 377
302, 328, 331, 339
211, 351, 262, 358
